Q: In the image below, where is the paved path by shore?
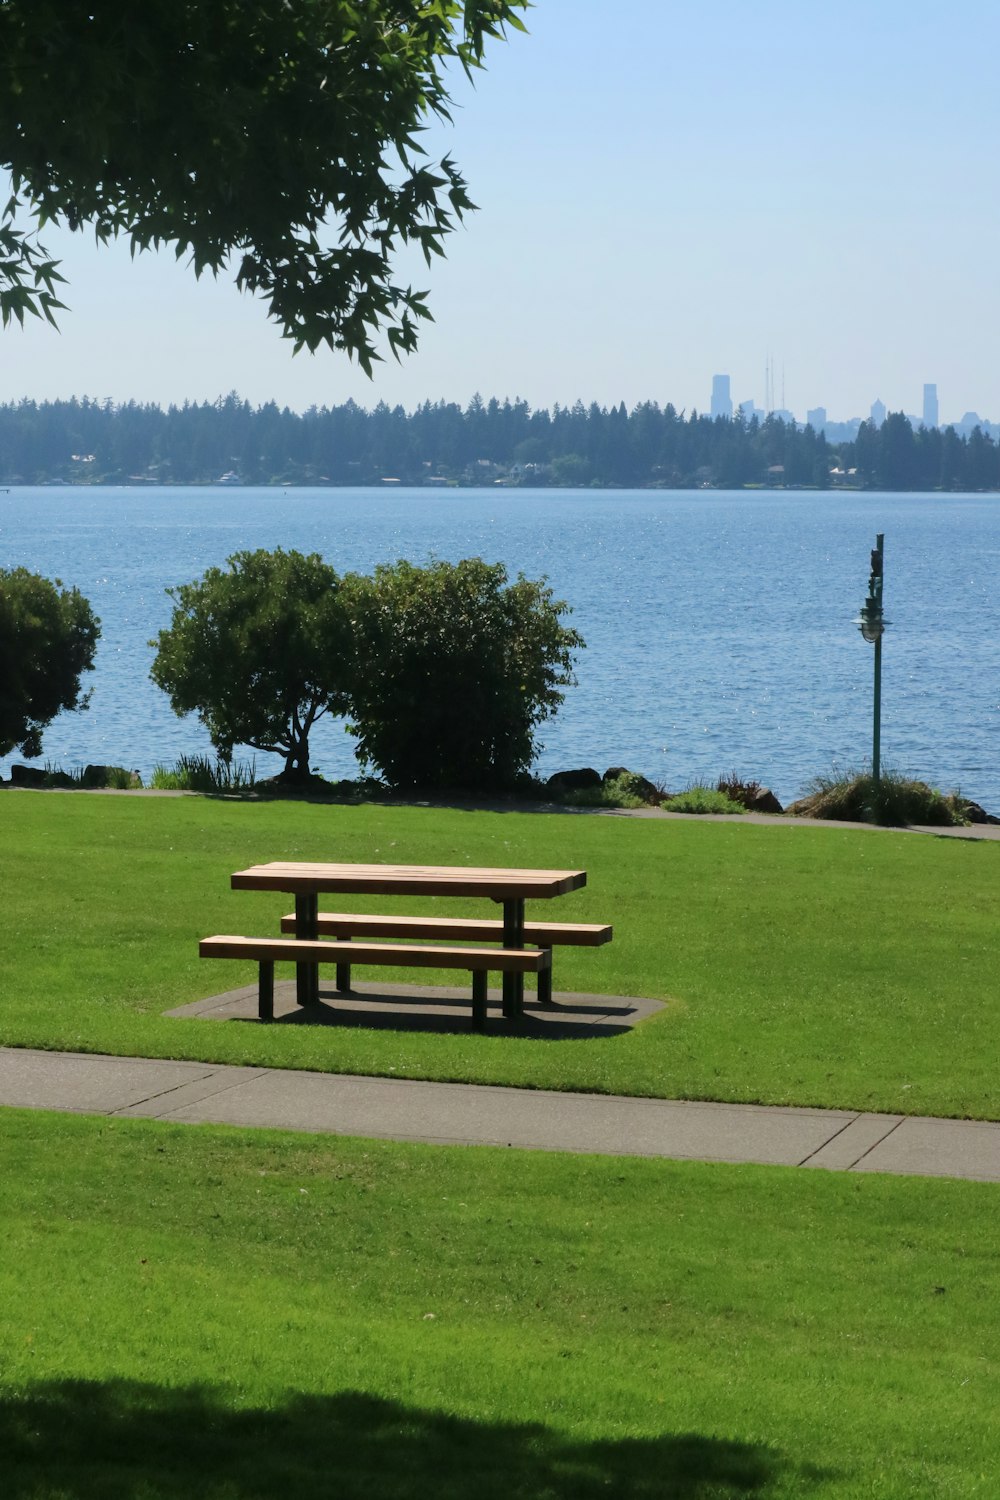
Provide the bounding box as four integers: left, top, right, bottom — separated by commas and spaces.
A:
2, 1046, 997, 1184
8, 784, 1000, 837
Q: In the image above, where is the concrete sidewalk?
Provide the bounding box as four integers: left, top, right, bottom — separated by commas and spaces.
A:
1, 1046, 997, 1183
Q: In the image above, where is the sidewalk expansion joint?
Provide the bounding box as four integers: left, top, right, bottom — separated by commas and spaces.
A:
115, 1066, 276, 1120
107, 1066, 222, 1116
796, 1112, 861, 1166
843, 1114, 907, 1171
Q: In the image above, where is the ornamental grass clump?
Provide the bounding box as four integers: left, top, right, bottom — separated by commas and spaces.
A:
661, 785, 746, 815
715, 772, 765, 810
10, 762, 139, 790
788, 768, 966, 827
562, 772, 654, 810
150, 754, 256, 793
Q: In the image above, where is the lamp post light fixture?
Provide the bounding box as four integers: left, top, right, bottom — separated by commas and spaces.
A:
856, 533, 887, 788
858, 599, 884, 644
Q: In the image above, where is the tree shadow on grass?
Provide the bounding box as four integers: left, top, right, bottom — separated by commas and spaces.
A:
1, 1379, 830, 1499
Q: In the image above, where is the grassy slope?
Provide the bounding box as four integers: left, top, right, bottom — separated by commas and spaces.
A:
2, 791, 999, 1118
1, 1110, 997, 1500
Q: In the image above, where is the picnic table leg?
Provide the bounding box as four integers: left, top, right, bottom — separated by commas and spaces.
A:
502, 897, 526, 1020
471, 969, 488, 1030
332, 926, 352, 993
536, 953, 554, 1005
259, 960, 275, 1023
295, 893, 320, 1006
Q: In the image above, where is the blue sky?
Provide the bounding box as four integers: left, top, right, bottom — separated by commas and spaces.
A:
2, 0, 998, 423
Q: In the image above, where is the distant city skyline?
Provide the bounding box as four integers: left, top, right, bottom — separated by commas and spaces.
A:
714, 375, 995, 437
923, 384, 939, 429
4, 369, 996, 439
710, 374, 733, 421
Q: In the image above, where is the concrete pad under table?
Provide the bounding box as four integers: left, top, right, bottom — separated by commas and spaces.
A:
167, 980, 663, 1038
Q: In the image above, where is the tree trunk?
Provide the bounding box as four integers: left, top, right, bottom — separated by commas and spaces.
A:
280, 734, 311, 785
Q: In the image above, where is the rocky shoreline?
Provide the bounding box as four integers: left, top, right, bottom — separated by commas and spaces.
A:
5, 756, 998, 828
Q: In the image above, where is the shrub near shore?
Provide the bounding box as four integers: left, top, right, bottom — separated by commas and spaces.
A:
787, 768, 972, 827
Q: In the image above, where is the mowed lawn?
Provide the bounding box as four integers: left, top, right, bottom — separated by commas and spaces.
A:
3, 796, 998, 1500
1, 1110, 998, 1500
2, 791, 998, 1119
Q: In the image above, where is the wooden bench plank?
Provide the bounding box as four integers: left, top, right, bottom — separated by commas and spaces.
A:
231, 862, 586, 900
276, 912, 612, 1006
200, 935, 548, 970
278, 912, 612, 945
199, 935, 549, 1027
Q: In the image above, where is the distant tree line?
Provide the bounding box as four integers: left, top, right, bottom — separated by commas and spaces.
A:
1, 394, 998, 490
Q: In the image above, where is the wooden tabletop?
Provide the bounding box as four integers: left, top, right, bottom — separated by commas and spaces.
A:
231, 861, 587, 900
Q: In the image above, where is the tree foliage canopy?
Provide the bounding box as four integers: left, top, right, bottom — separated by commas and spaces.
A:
0, 0, 527, 369
149, 551, 582, 791
150, 549, 349, 779
343, 557, 583, 790
0, 566, 100, 757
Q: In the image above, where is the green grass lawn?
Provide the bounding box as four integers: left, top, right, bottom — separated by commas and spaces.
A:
3, 798, 998, 1499
2, 791, 999, 1118
2, 1110, 997, 1499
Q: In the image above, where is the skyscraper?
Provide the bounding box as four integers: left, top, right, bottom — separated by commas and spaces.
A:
923, 384, 939, 428
710, 374, 733, 420
870, 398, 887, 428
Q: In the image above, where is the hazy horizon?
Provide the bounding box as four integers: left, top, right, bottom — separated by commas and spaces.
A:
0, 387, 991, 432
3, 1, 997, 424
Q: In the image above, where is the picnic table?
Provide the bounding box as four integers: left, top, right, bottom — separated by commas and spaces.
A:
229, 861, 588, 1015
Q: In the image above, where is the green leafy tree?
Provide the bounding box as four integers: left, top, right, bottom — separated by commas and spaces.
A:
876, 412, 919, 490
851, 420, 879, 487
150, 550, 349, 781
343, 558, 583, 790
939, 425, 964, 490
0, 567, 100, 757
0, 0, 527, 370
963, 425, 999, 490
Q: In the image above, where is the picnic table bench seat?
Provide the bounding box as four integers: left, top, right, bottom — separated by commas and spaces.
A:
199, 934, 550, 1028
277, 910, 612, 1004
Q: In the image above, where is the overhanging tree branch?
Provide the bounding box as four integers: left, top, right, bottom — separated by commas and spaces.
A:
0, 0, 528, 369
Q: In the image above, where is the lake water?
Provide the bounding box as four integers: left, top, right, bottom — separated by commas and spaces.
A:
2, 486, 999, 809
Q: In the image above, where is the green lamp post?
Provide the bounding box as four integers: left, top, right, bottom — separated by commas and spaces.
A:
856, 533, 886, 789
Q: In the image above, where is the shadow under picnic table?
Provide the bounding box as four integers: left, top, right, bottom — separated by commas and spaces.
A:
167, 981, 665, 1039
